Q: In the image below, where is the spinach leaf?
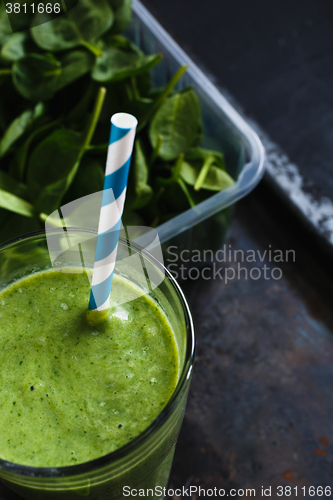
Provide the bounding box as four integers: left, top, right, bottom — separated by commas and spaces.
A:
12, 51, 93, 101
66, 82, 95, 122
193, 154, 215, 191
0, 110, 33, 157
92, 41, 162, 82
36, 176, 77, 216
1, 32, 34, 62
180, 161, 234, 191
155, 153, 184, 187
127, 139, 153, 209
9, 120, 59, 181
108, 0, 132, 34
0, 103, 44, 158
0, 78, 28, 133
178, 178, 196, 207
65, 156, 105, 201
4, 0, 34, 33
56, 49, 95, 91
149, 88, 202, 160
0, 6, 12, 46
27, 128, 83, 200
96, 75, 154, 126
28, 86, 106, 214
185, 147, 226, 170
0, 170, 28, 199
0, 189, 34, 217
13, 54, 62, 100
127, 96, 155, 126
31, 0, 114, 55
138, 65, 187, 131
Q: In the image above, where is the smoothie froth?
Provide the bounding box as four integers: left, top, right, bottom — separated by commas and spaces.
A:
0, 269, 179, 468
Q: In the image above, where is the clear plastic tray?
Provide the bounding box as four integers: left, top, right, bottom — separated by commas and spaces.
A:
127, 0, 265, 252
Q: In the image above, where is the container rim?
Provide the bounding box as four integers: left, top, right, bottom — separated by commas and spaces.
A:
0, 228, 195, 479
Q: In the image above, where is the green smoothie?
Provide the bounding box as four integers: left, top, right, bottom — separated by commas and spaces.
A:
0, 269, 179, 468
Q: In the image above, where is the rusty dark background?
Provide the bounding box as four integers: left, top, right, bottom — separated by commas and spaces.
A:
167, 185, 333, 498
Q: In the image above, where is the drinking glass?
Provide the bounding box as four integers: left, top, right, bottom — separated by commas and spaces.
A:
0, 229, 195, 500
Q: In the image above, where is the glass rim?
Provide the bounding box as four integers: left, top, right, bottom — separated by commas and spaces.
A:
0, 228, 195, 478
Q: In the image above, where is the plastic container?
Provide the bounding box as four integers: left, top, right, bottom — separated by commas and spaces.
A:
127, 0, 265, 252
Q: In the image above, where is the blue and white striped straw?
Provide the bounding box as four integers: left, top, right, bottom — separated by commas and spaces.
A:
87, 113, 137, 319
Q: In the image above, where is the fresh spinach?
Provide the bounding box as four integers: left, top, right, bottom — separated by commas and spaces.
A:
31, 0, 114, 55
92, 39, 162, 83
65, 156, 105, 201
0, 189, 34, 217
0, 6, 12, 46
180, 160, 234, 191
26, 128, 83, 196
149, 88, 202, 160
127, 139, 153, 210
0, 103, 44, 157
0, 0, 235, 244
1, 32, 33, 62
108, 0, 132, 34
56, 49, 95, 91
10, 120, 59, 181
0, 170, 28, 199
13, 53, 62, 100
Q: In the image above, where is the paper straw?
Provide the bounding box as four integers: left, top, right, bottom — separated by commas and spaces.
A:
87, 113, 138, 323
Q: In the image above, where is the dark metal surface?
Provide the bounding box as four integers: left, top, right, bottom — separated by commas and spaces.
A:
166, 185, 333, 496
